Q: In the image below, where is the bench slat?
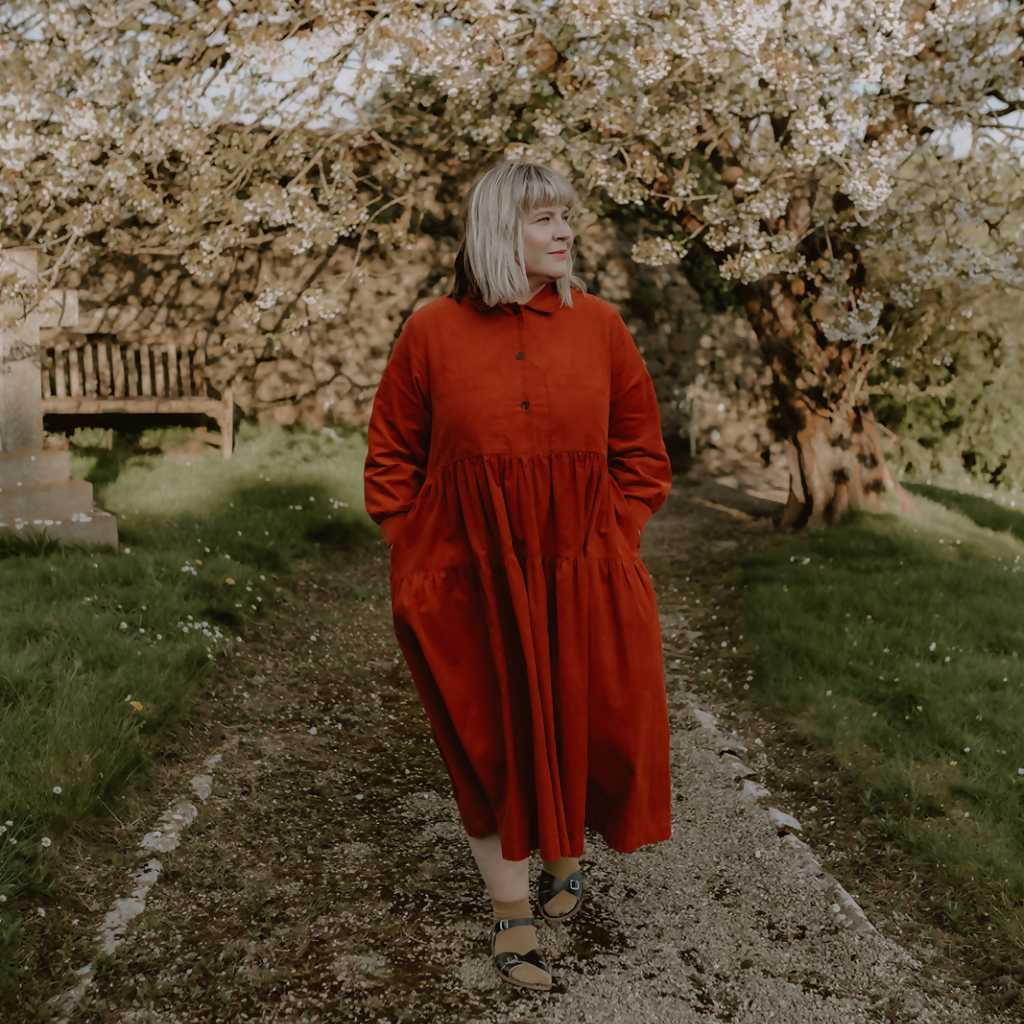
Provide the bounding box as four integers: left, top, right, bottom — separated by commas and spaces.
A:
83, 344, 96, 398
154, 345, 166, 397
54, 343, 67, 397
125, 344, 139, 396
41, 396, 224, 416
181, 346, 193, 397
193, 345, 207, 396
112, 343, 126, 397
68, 345, 81, 397
139, 343, 152, 397
97, 342, 111, 397
165, 342, 178, 398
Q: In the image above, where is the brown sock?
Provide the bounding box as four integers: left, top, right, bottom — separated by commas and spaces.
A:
540, 856, 581, 918
541, 856, 580, 881
491, 897, 550, 987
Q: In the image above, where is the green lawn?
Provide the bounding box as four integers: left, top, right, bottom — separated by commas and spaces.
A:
0, 425, 373, 985
743, 489, 1024, 950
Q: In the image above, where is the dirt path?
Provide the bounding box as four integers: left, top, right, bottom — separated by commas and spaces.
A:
35, 466, 1006, 1023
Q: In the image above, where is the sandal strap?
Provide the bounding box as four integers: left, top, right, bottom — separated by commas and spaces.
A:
495, 947, 550, 979
539, 869, 582, 905
492, 917, 535, 933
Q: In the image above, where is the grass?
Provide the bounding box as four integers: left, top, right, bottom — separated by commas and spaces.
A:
0, 424, 373, 986
742, 489, 1024, 959
907, 482, 1024, 544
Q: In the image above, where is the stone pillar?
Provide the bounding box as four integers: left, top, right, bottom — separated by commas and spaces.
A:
0, 248, 44, 452
0, 248, 117, 547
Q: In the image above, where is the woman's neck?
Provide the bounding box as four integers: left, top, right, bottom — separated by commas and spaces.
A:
523, 280, 552, 303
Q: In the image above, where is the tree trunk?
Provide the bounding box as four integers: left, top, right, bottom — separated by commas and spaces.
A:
776, 396, 920, 528
737, 275, 921, 528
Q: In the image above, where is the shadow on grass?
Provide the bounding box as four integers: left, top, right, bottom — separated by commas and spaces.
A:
907, 482, 1024, 544
72, 425, 377, 567
72, 439, 146, 492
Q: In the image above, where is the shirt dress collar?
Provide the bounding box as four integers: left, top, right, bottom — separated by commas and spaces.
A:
460, 282, 563, 317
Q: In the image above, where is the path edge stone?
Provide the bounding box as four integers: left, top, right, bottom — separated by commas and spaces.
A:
46, 750, 228, 1019
690, 704, 876, 936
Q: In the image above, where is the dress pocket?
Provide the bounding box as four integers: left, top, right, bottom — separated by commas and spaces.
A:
608, 479, 644, 551
387, 483, 431, 558
386, 489, 424, 551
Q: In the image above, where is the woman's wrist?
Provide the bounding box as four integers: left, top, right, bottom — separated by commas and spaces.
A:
380, 511, 410, 547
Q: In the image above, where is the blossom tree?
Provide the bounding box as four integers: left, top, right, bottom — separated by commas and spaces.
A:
3, 0, 1023, 525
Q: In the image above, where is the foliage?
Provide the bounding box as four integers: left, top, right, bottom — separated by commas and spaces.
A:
872, 283, 1024, 490
743, 495, 1024, 962
68, 426, 113, 450
2, 1, 1022, 420
0, 424, 372, 986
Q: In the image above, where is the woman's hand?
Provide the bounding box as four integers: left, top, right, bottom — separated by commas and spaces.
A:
380, 511, 409, 549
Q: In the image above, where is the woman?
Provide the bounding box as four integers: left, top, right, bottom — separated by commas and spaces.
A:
363, 161, 673, 991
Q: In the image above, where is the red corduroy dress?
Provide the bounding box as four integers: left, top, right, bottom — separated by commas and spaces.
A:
363, 284, 673, 862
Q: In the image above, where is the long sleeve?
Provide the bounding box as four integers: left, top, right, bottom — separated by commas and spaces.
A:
607, 316, 672, 531
364, 318, 431, 546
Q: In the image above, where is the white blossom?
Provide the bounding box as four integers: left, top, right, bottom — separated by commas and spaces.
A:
0, 0, 1019, 418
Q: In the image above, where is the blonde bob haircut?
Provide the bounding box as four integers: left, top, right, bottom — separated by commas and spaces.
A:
451, 161, 587, 308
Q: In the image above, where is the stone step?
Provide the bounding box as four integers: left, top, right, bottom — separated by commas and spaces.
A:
0, 478, 96, 522
0, 509, 117, 548
0, 450, 71, 486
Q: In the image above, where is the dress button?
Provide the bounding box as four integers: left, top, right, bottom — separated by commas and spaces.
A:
515, 352, 525, 360
521, 401, 530, 410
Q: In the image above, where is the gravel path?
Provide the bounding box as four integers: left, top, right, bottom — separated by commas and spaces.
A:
38, 466, 1006, 1023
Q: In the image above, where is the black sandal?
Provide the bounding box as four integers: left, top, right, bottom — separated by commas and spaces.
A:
538, 868, 584, 923
489, 917, 552, 992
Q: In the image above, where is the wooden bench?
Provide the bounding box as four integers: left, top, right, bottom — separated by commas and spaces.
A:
39, 338, 234, 457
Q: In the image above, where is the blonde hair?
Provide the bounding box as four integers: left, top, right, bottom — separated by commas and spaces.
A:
452, 161, 587, 308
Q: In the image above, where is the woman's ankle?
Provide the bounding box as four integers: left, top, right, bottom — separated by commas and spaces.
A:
491, 897, 542, 961
491, 896, 532, 923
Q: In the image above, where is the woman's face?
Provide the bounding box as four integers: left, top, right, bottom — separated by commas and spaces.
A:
521, 204, 573, 292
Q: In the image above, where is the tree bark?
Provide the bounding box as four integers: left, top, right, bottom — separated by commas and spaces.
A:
737, 275, 921, 528
776, 396, 920, 528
